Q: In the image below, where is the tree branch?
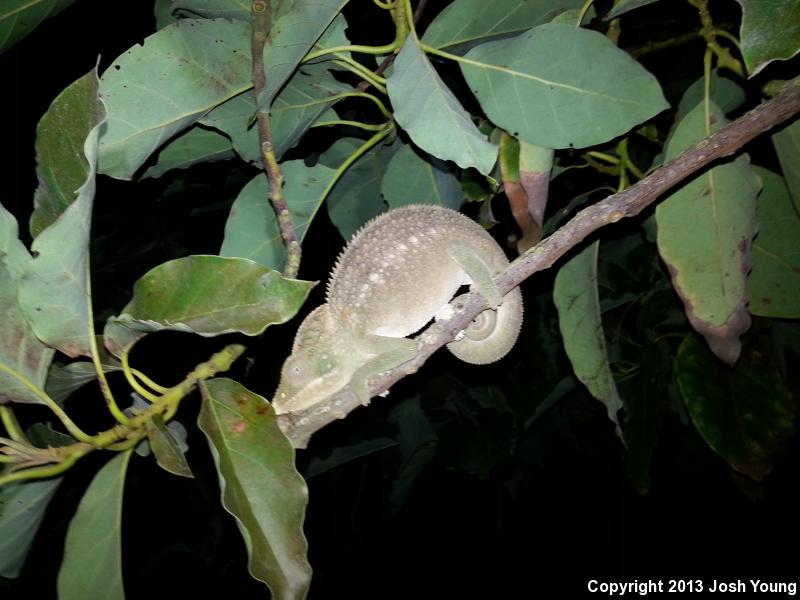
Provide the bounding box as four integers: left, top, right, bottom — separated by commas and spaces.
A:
251, 0, 302, 278
276, 77, 800, 449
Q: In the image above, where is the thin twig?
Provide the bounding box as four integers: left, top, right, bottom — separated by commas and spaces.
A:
251, 0, 301, 278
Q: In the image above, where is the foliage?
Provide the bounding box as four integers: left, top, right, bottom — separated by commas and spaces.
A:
1, 0, 799, 597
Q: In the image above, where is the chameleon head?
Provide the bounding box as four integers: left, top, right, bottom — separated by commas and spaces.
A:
272, 305, 352, 414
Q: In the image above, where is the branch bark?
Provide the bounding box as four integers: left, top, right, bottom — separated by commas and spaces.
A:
277, 77, 800, 449
251, 0, 302, 278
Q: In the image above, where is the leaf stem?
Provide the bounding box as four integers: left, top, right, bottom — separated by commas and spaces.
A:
0, 447, 85, 485
332, 91, 393, 119
129, 368, 169, 394
0, 363, 93, 443
311, 119, 386, 131
618, 139, 645, 180
586, 151, 620, 165
0, 436, 40, 455
89, 332, 130, 427
121, 349, 161, 403
303, 42, 398, 63
331, 55, 388, 93
0, 406, 27, 443
687, 0, 744, 77
577, 0, 595, 26
0, 344, 245, 486
318, 124, 395, 204
712, 28, 741, 51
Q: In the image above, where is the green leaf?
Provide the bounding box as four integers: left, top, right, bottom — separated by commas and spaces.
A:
0, 204, 30, 277
0, 0, 76, 54
99, 19, 251, 180
422, 0, 584, 54
605, 0, 662, 19
619, 371, 664, 495
153, 0, 175, 28
735, 0, 800, 77
258, 0, 349, 109
553, 241, 623, 431
381, 142, 462, 209
388, 33, 498, 174
306, 12, 350, 63
196, 93, 261, 165
198, 378, 311, 599
677, 71, 747, 118
220, 162, 336, 269
31, 61, 105, 237
146, 414, 194, 478
748, 167, 800, 318
319, 137, 396, 240
677, 335, 795, 481
772, 119, 800, 213
0, 478, 61, 577
304, 437, 398, 479
388, 397, 437, 510
19, 67, 106, 359
656, 100, 759, 364
45, 352, 122, 404
204, 63, 351, 167
0, 425, 72, 576
461, 23, 668, 149
142, 126, 236, 179
0, 206, 54, 405
270, 63, 352, 157
57, 450, 132, 600
155, 0, 250, 28
104, 256, 313, 354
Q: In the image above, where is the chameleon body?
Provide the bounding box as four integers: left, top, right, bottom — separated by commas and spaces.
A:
272, 205, 523, 414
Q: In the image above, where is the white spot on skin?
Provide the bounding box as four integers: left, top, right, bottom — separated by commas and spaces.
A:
410, 236, 419, 244
369, 273, 380, 282
398, 243, 407, 251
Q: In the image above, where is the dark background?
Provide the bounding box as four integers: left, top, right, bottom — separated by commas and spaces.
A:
2, 1, 799, 598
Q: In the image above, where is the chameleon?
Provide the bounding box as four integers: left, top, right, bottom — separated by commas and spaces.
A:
271, 204, 524, 414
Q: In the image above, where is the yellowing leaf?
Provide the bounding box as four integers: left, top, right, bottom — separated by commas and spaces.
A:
656, 101, 759, 364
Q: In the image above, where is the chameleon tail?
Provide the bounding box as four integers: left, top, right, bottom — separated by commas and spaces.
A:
445, 287, 523, 365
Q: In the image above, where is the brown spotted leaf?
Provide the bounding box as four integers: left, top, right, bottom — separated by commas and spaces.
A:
198, 378, 311, 599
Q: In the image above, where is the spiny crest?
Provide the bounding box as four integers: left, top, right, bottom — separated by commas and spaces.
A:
325, 209, 390, 301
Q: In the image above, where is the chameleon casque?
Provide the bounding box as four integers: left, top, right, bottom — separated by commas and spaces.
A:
272, 204, 524, 414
